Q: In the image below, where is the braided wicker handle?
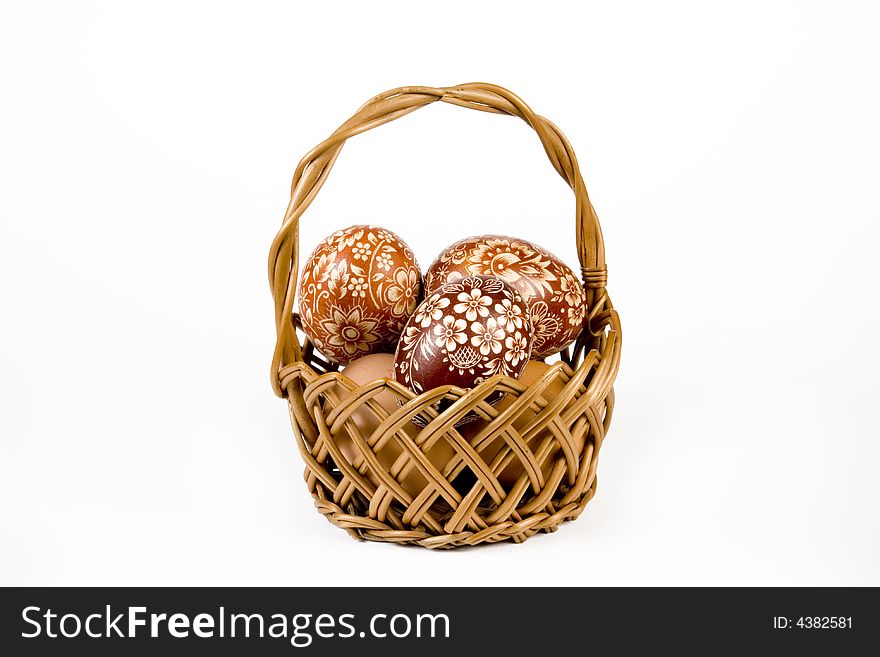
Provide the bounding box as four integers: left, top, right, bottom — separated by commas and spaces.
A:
269, 83, 609, 396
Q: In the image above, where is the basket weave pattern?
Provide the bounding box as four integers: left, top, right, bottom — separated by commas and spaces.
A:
269, 84, 621, 548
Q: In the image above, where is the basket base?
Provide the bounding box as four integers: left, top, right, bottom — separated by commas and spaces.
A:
310, 476, 598, 549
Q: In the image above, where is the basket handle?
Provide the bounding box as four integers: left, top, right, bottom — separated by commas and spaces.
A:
269, 83, 608, 397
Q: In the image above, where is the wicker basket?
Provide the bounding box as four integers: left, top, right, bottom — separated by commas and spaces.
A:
268, 83, 621, 548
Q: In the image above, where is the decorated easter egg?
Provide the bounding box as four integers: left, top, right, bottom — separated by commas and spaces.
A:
424, 235, 587, 357
329, 354, 455, 498
394, 275, 533, 394
298, 225, 421, 364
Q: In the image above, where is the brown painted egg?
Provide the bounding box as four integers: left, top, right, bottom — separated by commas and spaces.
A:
394, 275, 533, 394
299, 225, 421, 364
424, 235, 587, 357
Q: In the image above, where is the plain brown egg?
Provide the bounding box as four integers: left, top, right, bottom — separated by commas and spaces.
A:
330, 354, 456, 499
462, 359, 581, 486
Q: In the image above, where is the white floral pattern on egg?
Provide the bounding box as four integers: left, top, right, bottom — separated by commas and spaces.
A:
425, 235, 587, 357
394, 276, 533, 394
299, 225, 421, 364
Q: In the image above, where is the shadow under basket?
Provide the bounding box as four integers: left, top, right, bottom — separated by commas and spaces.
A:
269, 83, 622, 549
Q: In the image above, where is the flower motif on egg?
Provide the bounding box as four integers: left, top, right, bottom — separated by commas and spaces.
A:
495, 297, 526, 332
319, 306, 381, 358
376, 251, 394, 271
394, 276, 533, 395
454, 287, 492, 321
414, 293, 450, 327
351, 241, 372, 260
347, 276, 368, 298
504, 331, 529, 367
470, 318, 504, 355
299, 225, 422, 364
425, 235, 588, 357
385, 267, 420, 317
433, 315, 468, 351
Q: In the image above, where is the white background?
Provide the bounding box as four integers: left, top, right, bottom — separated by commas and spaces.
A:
1, 0, 878, 586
